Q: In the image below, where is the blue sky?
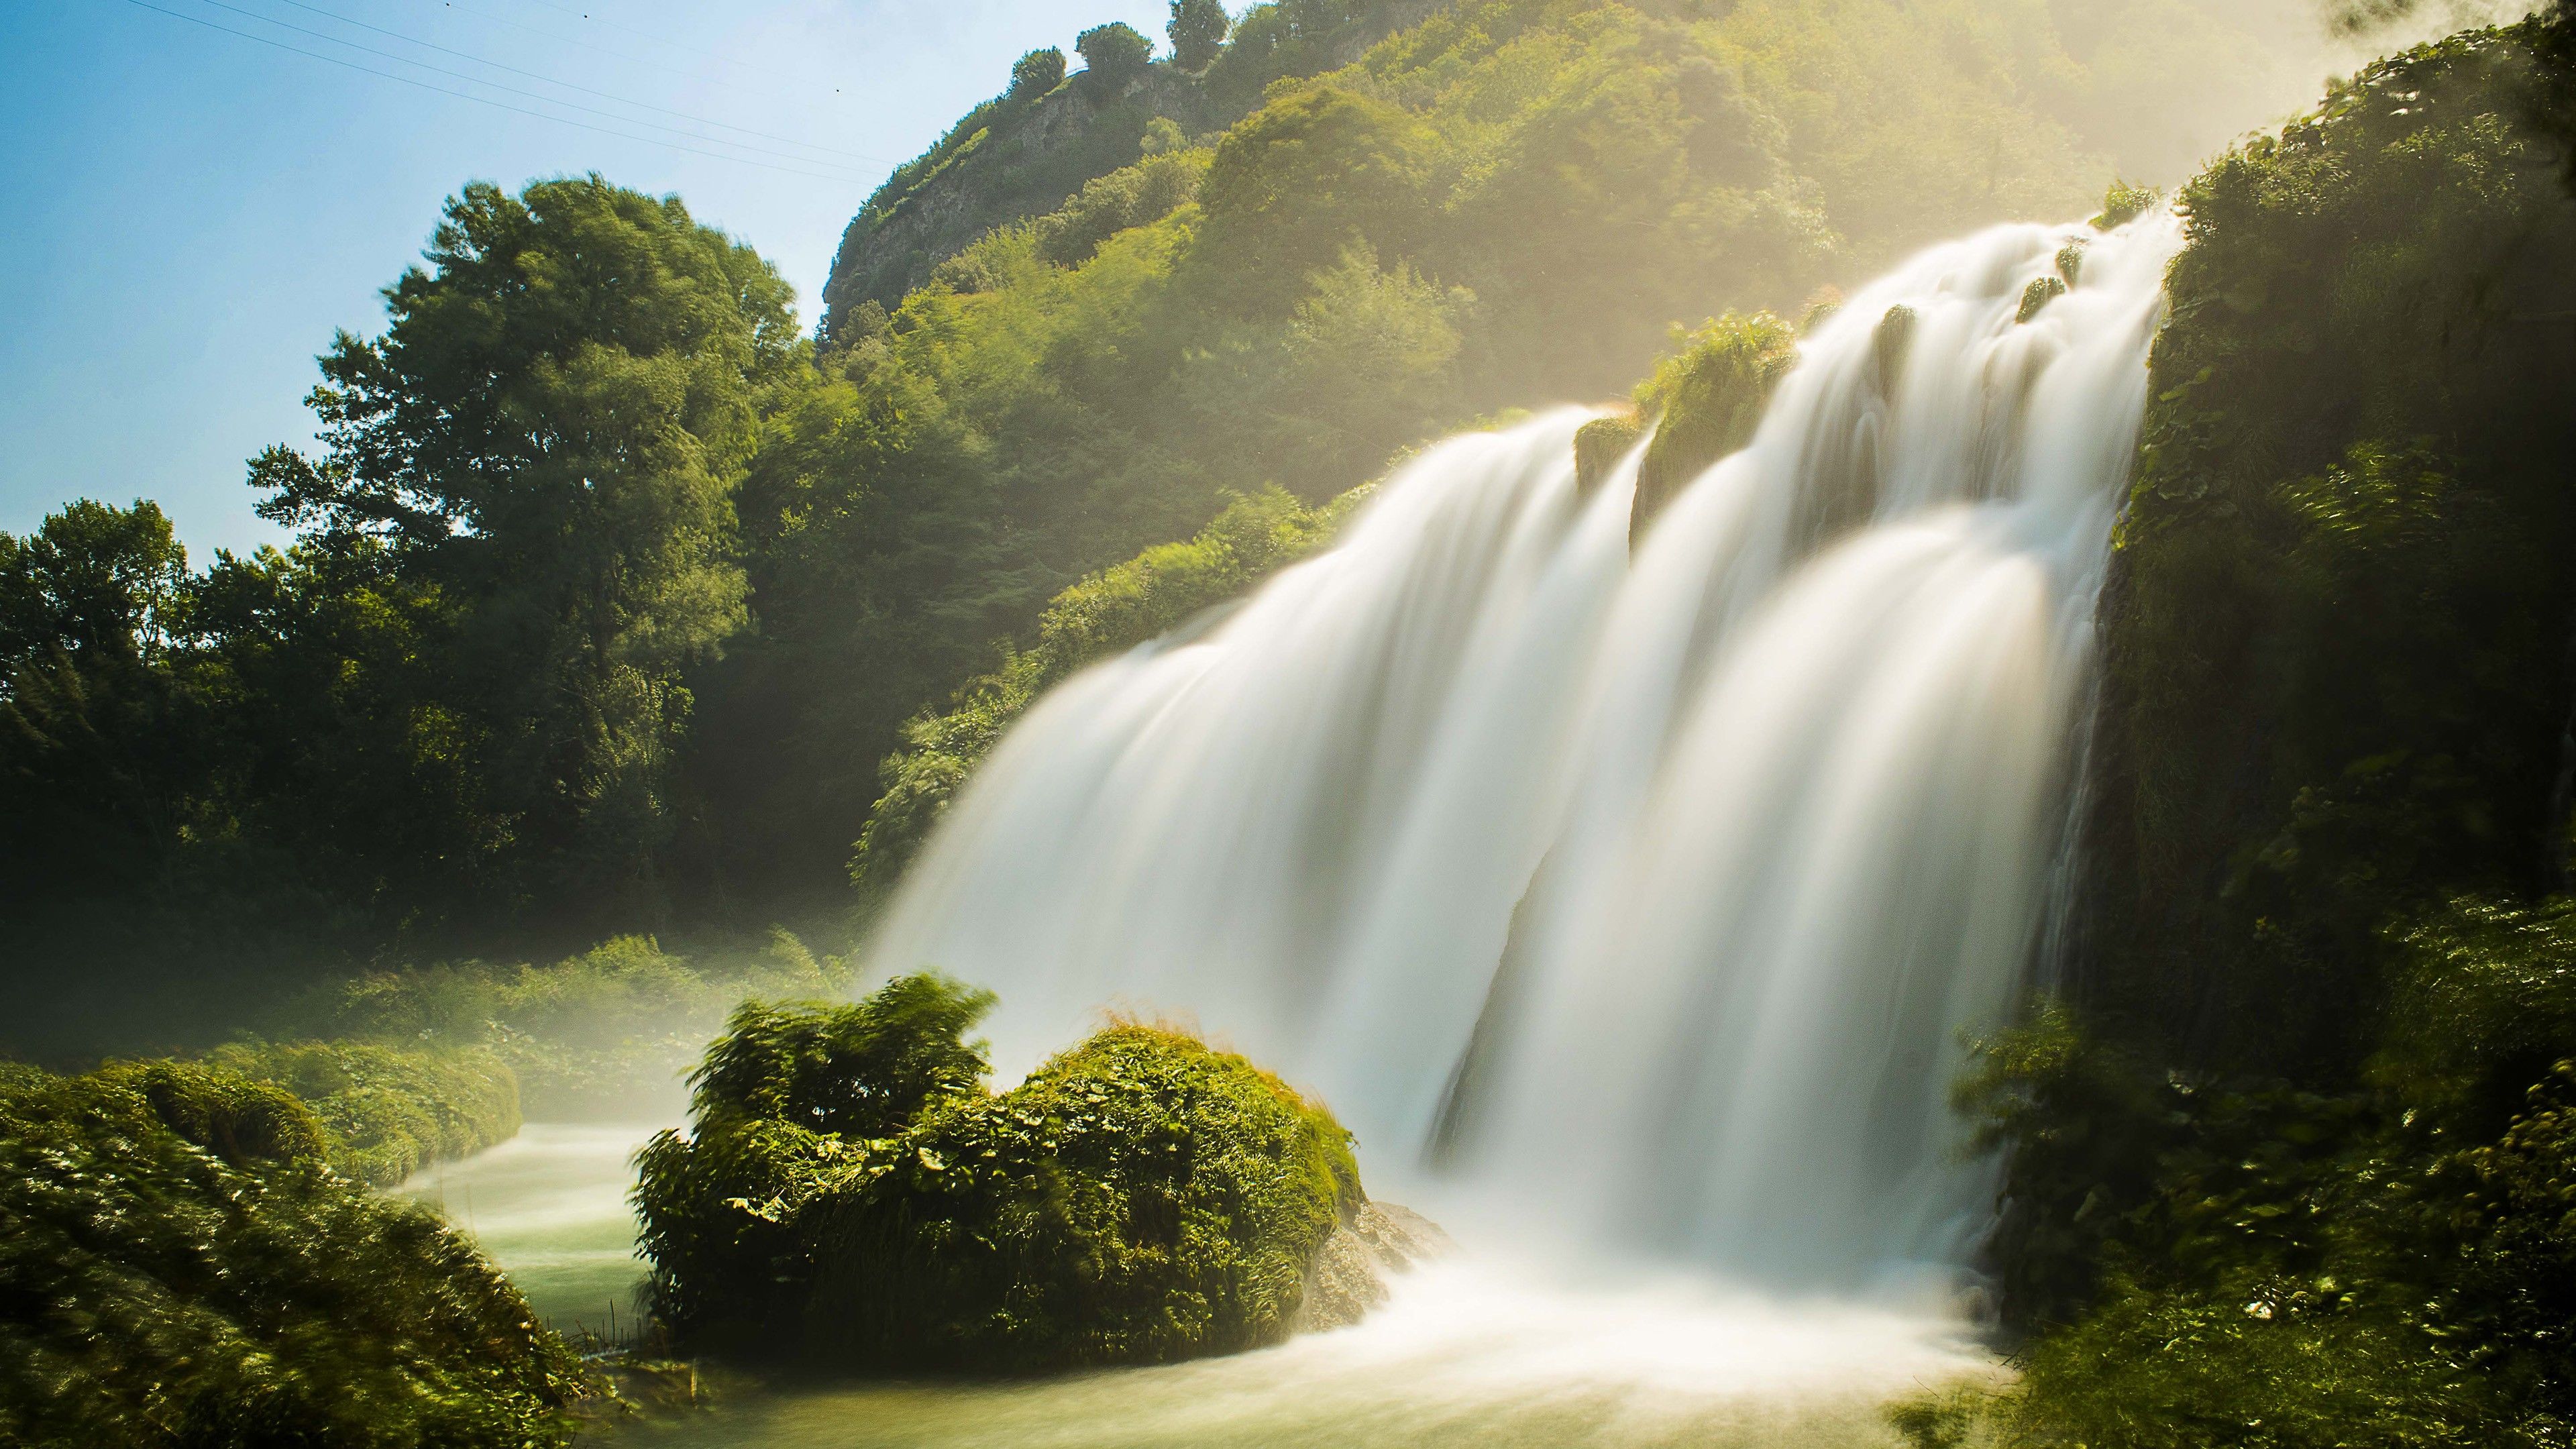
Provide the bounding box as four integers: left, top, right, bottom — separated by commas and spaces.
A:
0, 0, 1177, 557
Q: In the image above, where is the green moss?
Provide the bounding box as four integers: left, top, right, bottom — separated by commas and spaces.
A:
0, 1067, 583, 1448
1573, 413, 1643, 494
633, 979, 1363, 1374
2015, 274, 2067, 323
2090, 177, 2159, 230
1630, 313, 1799, 544
801, 1022, 1360, 1373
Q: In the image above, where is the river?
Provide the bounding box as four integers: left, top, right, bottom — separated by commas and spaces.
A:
407, 1123, 1988, 1448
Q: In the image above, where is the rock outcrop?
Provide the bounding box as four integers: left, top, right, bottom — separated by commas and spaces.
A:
1295, 1200, 1453, 1331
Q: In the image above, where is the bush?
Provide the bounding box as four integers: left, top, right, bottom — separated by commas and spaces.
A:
89, 1058, 331, 1169
1031, 149, 1210, 267
633, 975, 996, 1348
634, 980, 1364, 1374
0, 1067, 582, 1448
801, 1021, 1362, 1372
1009, 46, 1066, 101
205, 1040, 521, 1187
1076, 23, 1153, 97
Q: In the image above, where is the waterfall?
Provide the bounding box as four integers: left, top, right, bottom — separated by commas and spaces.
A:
867, 213, 2181, 1295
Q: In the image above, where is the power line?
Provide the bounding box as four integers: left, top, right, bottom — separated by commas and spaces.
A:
511, 0, 810, 87
421, 0, 803, 109
114, 0, 864, 182
258, 0, 892, 164
174, 0, 878, 175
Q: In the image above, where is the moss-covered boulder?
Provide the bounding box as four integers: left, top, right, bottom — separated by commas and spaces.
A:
635, 977, 1368, 1375
1629, 313, 1797, 545
802, 1022, 1360, 1371
0, 1065, 582, 1448
1572, 413, 1642, 495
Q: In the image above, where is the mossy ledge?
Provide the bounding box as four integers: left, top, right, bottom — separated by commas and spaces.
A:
635, 975, 1372, 1375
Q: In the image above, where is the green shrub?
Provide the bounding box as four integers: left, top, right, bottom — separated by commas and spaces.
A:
89, 1059, 331, 1169
634, 980, 1363, 1374
206, 1040, 521, 1187
800, 1021, 1361, 1372
632, 974, 996, 1349
0, 1067, 582, 1448
688, 977, 997, 1136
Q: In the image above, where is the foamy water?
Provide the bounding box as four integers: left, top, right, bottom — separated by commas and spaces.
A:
637, 1261, 1990, 1448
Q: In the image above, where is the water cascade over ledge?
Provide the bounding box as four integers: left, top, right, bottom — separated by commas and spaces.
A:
867, 215, 2182, 1297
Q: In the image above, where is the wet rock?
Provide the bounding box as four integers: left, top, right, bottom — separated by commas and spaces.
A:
1297, 1201, 1455, 1332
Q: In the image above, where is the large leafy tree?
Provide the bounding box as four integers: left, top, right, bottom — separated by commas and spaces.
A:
250, 174, 804, 920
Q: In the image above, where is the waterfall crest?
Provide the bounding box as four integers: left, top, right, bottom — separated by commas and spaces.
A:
867, 215, 2181, 1293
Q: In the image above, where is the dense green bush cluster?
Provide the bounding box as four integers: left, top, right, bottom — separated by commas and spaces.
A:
635, 977, 1362, 1373
201, 1040, 521, 1188
0, 1064, 581, 1448
1931, 928, 2576, 1445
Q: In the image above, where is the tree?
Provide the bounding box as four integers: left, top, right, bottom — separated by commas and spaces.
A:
1169, 0, 1229, 72
0, 500, 188, 678
1076, 22, 1153, 98
0, 501, 198, 905
1008, 46, 1066, 101
249, 174, 804, 918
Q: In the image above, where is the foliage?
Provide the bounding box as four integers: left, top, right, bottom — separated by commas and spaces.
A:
1010, 47, 1067, 101
686, 977, 996, 1137
633, 980, 1362, 1373
205, 1039, 521, 1187
847, 485, 1364, 895
1629, 311, 1799, 539
1077, 23, 1156, 98
0, 1065, 582, 1448
87, 1059, 331, 1171
1925, 985, 2576, 1446
2078, 19, 2576, 1081
1169, 0, 1230, 72
274, 929, 846, 1117
799, 1022, 1362, 1372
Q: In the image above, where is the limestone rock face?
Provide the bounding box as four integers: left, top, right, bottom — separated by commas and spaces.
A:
1295, 1201, 1454, 1332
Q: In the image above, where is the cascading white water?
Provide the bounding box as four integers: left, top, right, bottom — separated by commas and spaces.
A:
867, 214, 2181, 1296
